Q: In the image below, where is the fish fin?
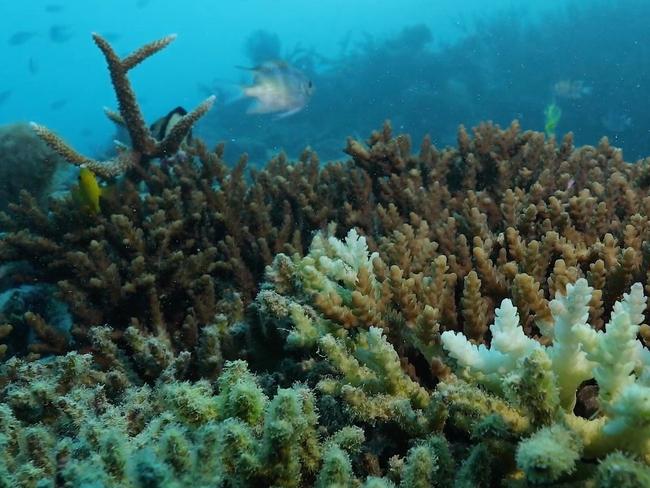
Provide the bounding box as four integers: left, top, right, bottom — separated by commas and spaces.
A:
237, 60, 287, 73
274, 107, 303, 119
246, 101, 268, 114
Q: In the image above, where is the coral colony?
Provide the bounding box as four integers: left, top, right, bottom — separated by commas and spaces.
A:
1, 34, 650, 487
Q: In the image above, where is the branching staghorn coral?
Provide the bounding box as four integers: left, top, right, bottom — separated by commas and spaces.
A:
0, 143, 370, 364
6, 120, 650, 376
6, 118, 650, 360
4, 119, 650, 484
31, 33, 215, 179
439, 278, 650, 483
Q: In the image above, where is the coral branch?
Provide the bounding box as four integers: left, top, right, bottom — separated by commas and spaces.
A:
31, 33, 213, 179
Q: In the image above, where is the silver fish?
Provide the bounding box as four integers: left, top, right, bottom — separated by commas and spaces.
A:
240, 60, 314, 118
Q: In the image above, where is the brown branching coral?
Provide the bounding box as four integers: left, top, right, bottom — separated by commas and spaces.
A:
4, 117, 650, 386
4, 118, 650, 485
31, 33, 215, 179
0, 143, 370, 365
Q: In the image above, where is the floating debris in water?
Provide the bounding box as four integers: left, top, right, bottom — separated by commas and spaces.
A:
8, 31, 36, 46
49, 24, 74, 43
544, 102, 562, 138
239, 60, 314, 118
552, 79, 592, 99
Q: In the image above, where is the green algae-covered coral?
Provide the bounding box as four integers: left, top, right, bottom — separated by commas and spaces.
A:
4, 227, 650, 486
0, 355, 368, 487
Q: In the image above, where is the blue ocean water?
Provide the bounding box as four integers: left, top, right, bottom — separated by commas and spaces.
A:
0, 0, 646, 161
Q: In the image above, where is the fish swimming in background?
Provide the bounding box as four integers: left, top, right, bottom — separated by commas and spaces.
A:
45, 4, 64, 13
239, 60, 314, 117
49, 24, 73, 43
8, 31, 37, 46
544, 102, 562, 138
0, 89, 12, 106
552, 79, 592, 100
50, 99, 68, 111
149, 106, 193, 143
28, 57, 39, 75
72, 167, 102, 214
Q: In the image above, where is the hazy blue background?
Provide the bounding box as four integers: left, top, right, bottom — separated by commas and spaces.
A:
0, 0, 645, 162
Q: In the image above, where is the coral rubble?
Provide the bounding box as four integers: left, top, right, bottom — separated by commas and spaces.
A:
3, 117, 650, 485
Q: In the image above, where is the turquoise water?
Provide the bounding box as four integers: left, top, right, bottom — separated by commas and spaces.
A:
2, 0, 577, 159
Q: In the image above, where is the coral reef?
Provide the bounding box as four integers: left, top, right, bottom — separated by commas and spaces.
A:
3, 117, 650, 484
2, 276, 650, 486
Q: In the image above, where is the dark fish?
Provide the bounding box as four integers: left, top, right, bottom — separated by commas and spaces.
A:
0, 89, 11, 106
45, 4, 64, 12
150, 107, 192, 143
136, 0, 150, 8
50, 99, 68, 110
49, 25, 73, 43
8, 31, 36, 46
28, 57, 39, 75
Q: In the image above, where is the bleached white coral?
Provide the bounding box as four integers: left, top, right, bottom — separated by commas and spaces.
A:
544, 279, 597, 409
297, 228, 380, 297
441, 278, 650, 460
441, 298, 541, 392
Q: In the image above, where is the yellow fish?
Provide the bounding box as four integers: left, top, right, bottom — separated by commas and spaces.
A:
72, 167, 102, 214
